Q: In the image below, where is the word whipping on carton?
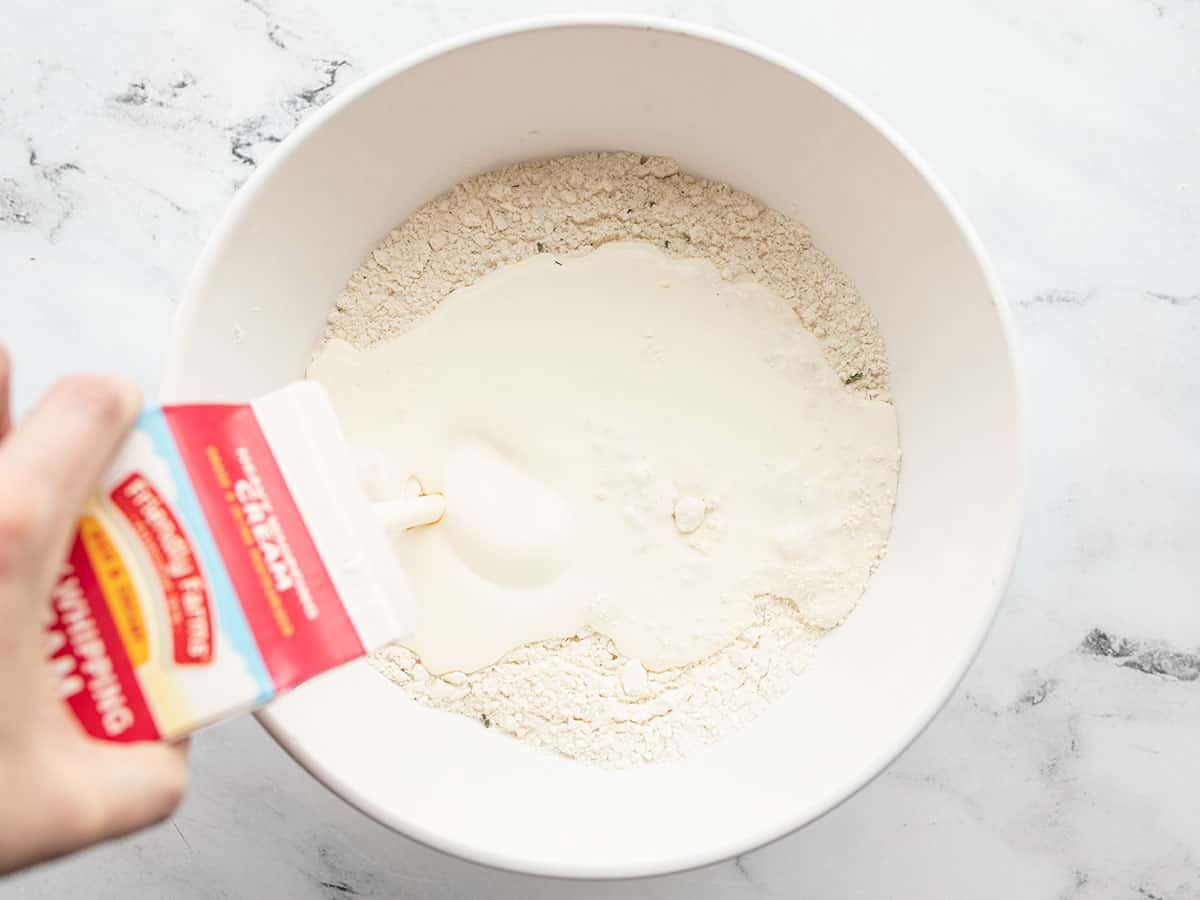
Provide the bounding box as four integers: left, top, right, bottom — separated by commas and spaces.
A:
45, 382, 419, 741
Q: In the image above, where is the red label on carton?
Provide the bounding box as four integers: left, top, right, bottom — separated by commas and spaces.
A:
48, 536, 160, 741
162, 405, 366, 692
110, 473, 213, 665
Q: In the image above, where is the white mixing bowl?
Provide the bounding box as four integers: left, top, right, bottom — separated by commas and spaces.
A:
163, 17, 1024, 879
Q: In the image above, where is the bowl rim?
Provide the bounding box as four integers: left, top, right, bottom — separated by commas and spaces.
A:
163, 13, 1027, 880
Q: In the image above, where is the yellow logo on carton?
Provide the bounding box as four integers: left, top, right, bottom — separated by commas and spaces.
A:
78, 515, 149, 667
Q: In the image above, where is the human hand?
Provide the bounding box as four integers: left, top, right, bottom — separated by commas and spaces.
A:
0, 348, 187, 874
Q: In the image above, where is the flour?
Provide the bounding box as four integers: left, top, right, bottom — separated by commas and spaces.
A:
327, 151, 890, 399
321, 151, 898, 767
371, 595, 819, 768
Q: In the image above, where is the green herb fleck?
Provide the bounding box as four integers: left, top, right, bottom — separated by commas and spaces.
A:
648, 200, 656, 207
480, 713, 491, 729
843, 372, 864, 385
626, 208, 632, 214
664, 239, 670, 248
554, 259, 563, 266
536, 241, 544, 253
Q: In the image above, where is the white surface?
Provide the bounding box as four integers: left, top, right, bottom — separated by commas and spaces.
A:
160, 19, 1018, 877
0, 0, 1195, 896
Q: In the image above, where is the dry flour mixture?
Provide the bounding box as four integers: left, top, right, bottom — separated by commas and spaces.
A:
313, 152, 900, 767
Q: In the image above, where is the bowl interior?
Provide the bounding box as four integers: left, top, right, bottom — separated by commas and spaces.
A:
164, 21, 1022, 878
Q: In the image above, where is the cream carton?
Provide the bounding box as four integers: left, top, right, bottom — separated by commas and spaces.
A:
45, 382, 414, 741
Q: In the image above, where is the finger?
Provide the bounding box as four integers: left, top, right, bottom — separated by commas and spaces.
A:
80, 739, 189, 841
0, 374, 140, 556
1, 738, 187, 874
0, 344, 11, 440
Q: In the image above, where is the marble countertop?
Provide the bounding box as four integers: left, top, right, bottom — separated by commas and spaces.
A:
3, 0, 1198, 897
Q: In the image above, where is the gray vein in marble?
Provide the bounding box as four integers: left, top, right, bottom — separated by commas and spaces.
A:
313, 845, 376, 898
1, 142, 83, 239
113, 80, 151, 106
290, 58, 351, 110
1020, 288, 1096, 306
170, 819, 192, 853
240, 0, 296, 50
1014, 677, 1057, 708
228, 58, 351, 168
0, 178, 33, 227
1080, 628, 1200, 681
141, 184, 191, 216
112, 74, 196, 109
1021, 286, 1199, 309
1144, 289, 1200, 306
1137, 0, 1200, 30
229, 116, 282, 167
732, 855, 761, 890
1141, 0, 1168, 18
1061, 868, 1091, 899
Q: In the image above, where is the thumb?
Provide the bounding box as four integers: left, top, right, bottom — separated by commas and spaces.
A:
6, 737, 189, 872
79, 739, 189, 842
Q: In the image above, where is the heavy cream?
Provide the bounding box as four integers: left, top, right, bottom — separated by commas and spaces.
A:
309, 241, 900, 675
